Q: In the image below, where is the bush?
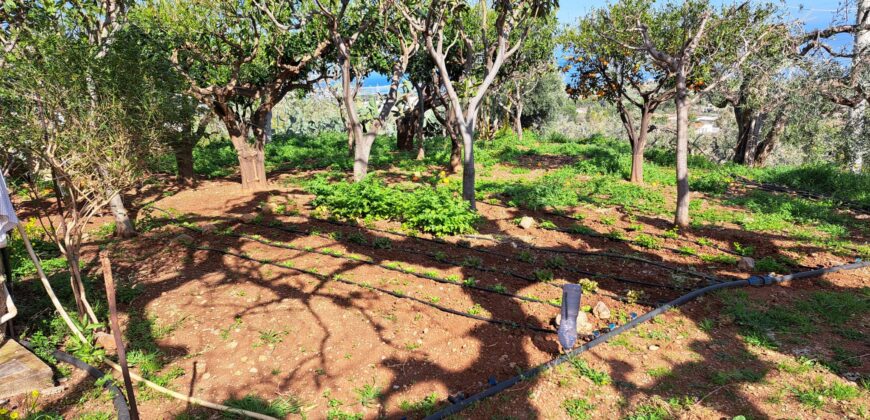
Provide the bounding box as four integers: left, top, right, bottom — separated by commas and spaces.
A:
309, 177, 478, 236
401, 187, 479, 236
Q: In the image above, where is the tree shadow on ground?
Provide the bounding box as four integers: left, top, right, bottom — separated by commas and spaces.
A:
36, 177, 867, 420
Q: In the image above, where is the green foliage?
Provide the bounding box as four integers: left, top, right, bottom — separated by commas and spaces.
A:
222, 395, 303, 418
354, 383, 381, 408
569, 357, 611, 385
399, 393, 439, 416
310, 178, 478, 235
562, 397, 595, 420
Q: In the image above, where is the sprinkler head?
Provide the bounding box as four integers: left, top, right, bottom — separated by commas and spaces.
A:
608, 323, 616, 331
630, 312, 637, 320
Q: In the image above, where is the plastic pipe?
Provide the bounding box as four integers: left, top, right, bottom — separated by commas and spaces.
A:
19, 339, 131, 420
557, 284, 582, 350
423, 260, 870, 420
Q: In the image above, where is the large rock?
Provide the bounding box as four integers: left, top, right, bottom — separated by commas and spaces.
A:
518, 217, 536, 230
592, 301, 611, 320
737, 257, 755, 271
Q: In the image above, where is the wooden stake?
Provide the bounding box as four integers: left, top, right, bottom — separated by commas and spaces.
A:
100, 251, 140, 420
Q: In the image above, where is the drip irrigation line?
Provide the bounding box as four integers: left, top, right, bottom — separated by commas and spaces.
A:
19, 339, 132, 420
305, 214, 717, 284
245, 219, 691, 294
484, 201, 746, 259
422, 259, 870, 419
147, 206, 689, 301
733, 176, 870, 214
182, 242, 558, 335
176, 221, 559, 309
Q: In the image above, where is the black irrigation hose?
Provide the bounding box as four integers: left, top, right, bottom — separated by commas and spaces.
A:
18, 339, 131, 420
484, 200, 745, 260
245, 219, 687, 296
148, 207, 686, 302
733, 176, 870, 214
175, 220, 560, 309
182, 242, 558, 334
306, 214, 716, 285
422, 259, 870, 419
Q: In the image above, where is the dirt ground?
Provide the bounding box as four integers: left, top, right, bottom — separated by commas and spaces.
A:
7, 176, 869, 420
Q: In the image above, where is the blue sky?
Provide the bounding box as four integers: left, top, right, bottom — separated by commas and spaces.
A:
557, 0, 849, 31
364, 1, 852, 86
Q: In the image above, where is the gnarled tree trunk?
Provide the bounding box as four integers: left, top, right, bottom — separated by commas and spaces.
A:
109, 194, 136, 238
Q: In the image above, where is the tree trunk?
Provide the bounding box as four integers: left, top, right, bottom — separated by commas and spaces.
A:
630, 109, 652, 184
753, 111, 786, 166
353, 133, 376, 181
109, 194, 136, 238
674, 74, 691, 228
415, 84, 426, 160
446, 109, 462, 173
396, 109, 418, 152
851, 0, 870, 172
732, 106, 754, 164
449, 136, 462, 173
460, 123, 476, 210
174, 142, 196, 186
232, 134, 268, 190
514, 99, 523, 142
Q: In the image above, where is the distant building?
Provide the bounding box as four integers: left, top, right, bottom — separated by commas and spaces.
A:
694, 115, 720, 135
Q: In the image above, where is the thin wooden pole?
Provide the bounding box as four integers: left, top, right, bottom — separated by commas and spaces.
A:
100, 251, 140, 420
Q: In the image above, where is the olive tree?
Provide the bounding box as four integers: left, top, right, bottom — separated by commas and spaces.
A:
310, 0, 419, 181
398, 0, 557, 209
610, 0, 778, 227
140, 0, 330, 190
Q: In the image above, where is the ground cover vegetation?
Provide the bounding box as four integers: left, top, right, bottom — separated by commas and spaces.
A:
0, 0, 869, 419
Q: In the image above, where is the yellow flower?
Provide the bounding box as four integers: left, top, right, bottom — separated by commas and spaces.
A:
31, 390, 40, 398
0, 408, 8, 415
439, 170, 447, 178
10, 412, 20, 419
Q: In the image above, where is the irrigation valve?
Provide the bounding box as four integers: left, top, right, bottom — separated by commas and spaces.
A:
557, 284, 583, 350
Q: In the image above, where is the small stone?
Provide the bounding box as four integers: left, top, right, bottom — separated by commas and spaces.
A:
843, 372, 861, 382
258, 355, 267, 362
249, 368, 258, 374
553, 312, 595, 335
648, 345, 660, 351
226, 341, 238, 349
202, 373, 211, 380
200, 223, 216, 234
239, 213, 257, 223
592, 302, 611, 320
171, 233, 194, 244
518, 217, 536, 230
94, 332, 117, 353
737, 257, 755, 271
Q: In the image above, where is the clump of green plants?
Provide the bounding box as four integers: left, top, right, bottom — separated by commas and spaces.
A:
223, 394, 303, 418
755, 256, 788, 273
634, 234, 661, 249
578, 278, 598, 294
700, 253, 738, 265
562, 397, 594, 420
398, 393, 439, 416
354, 382, 382, 407
568, 357, 611, 386
309, 177, 478, 235
372, 237, 392, 250
534, 269, 554, 282
545, 255, 566, 269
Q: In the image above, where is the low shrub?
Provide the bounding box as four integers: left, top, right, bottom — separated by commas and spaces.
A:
309, 177, 478, 236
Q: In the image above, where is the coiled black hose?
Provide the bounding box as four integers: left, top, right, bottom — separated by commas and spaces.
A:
423, 260, 870, 419
18, 339, 131, 420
